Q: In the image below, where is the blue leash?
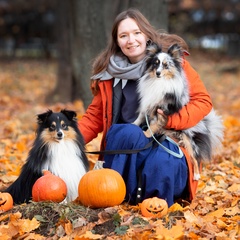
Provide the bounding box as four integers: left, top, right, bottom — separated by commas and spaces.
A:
145, 113, 184, 158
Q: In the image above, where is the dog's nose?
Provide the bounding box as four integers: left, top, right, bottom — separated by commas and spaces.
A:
156, 71, 161, 78
57, 131, 63, 138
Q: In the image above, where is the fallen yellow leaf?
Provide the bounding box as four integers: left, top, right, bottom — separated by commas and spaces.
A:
206, 208, 225, 218
228, 183, 240, 192
168, 202, 184, 212
204, 196, 215, 204
184, 210, 199, 224
155, 224, 184, 239
64, 220, 73, 235
76, 230, 104, 239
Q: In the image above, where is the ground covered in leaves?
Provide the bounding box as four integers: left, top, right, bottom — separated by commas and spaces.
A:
0, 51, 240, 239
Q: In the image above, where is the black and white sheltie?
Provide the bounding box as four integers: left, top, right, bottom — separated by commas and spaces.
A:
133, 43, 224, 180
4, 109, 89, 203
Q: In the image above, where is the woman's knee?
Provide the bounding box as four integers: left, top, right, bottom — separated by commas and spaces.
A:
107, 124, 146, 142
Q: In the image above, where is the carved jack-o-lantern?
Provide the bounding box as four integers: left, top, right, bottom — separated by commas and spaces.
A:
141, 197, 168, 218
0, 192, 13, 212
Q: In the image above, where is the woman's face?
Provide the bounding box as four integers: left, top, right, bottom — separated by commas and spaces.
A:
117, 18, 148, 63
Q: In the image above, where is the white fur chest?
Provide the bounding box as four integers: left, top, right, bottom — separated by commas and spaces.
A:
42, 140, 87, 202
138, 72, 189, 111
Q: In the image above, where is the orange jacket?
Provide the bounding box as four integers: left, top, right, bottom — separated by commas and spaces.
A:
78, 59, 212, 201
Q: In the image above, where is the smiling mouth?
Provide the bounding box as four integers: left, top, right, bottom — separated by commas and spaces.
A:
128, 45, 138, 49
146, 208, 164, 214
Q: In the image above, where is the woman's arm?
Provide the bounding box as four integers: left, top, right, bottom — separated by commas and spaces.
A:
78, 91, 104, 144
166, 59, 212, 130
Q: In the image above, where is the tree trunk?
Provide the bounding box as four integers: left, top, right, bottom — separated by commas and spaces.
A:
129, 0, 168, 30
70, 0, 108, 108
46, 0, 72, 103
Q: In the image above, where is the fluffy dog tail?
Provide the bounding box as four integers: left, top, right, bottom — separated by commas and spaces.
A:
204, 109, 224, 155
184, 108, 224, 163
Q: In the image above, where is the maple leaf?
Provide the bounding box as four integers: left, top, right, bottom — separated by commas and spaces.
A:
168, 202, 184, 212
64, 220, 73, 235
0, 212, 40, 238
75, 230, 104, 239
155, 224, 184, 239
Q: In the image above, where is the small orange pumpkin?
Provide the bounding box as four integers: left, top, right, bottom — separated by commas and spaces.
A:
141, 197, 168, 218
0, 192, 13, 212
32, 170, 67, 202
78, 168, 126, 208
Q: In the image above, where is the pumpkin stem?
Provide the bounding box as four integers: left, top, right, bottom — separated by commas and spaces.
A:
42, 169, 51, 175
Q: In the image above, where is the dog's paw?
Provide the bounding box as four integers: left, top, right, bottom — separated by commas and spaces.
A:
133, 114, 144, 126
178, 139, 185, 147
193, 173, 201, 181
144, 118, 162, 137
60, 198, 68, 204
132, 120, 139, 126
93, 161, 104, 169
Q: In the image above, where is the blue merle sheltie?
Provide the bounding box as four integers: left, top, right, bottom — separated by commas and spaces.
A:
133, 43, 224, 180
4, 109, 89, 203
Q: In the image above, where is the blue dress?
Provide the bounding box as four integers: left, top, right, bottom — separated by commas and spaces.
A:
103, 123, 188, 207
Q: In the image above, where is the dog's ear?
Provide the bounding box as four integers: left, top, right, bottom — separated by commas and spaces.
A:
61, 109, 77, 121
168, 44, 183, 63
37, 109, 53, 124
146, 42, 162, 56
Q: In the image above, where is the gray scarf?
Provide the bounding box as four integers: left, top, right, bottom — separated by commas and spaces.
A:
91, 53, 146, 89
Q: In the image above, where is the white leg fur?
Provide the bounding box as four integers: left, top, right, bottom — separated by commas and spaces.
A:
181, 134, 201, 181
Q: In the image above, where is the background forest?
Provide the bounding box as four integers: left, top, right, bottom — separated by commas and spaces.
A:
0, 0, 240, 106
0, 0, 240, 239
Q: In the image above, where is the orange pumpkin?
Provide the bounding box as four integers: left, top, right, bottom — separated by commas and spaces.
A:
32, 170, 67, 202
0, 192, 13, 212
141, 197, 168, 218
78, 168, 126, 208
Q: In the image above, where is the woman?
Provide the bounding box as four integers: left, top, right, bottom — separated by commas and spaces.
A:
78, 9, 212, 206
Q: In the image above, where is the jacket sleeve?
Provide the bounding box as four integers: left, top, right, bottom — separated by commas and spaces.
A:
78, 91, 104, 144
166, 59, 212, 130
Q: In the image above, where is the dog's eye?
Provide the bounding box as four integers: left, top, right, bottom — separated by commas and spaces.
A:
49, 124, 56, 131
61, 123, 67, 129
163, 63, 168, 69
153, 59, 159, 68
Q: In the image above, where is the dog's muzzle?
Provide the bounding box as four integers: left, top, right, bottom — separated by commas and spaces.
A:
56, 131, 64, 140
156, 71, 161, 78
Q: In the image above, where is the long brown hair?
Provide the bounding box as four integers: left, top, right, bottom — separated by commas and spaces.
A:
91, 8, 189, 94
